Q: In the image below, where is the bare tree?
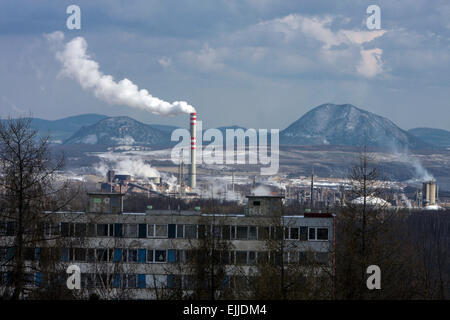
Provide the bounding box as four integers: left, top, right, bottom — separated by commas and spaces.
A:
0, 117, 77, 299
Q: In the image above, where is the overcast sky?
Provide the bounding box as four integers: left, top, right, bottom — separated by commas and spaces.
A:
0, 0, 449, 131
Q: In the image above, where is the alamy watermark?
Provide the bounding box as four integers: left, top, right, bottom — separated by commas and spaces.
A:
366, 265, 381, 290
366, 5, 381, 30
170, 122, 279, 175
66, 5, 81, 30
66, 264, 81, 290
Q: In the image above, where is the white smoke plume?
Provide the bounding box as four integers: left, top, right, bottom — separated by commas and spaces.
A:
46, 31, 195, 116
95, 154, 160, 179
388, 142, 434, 182
251, 185, 272, 196
400, 193, 412, 209
410, 157, 434, 181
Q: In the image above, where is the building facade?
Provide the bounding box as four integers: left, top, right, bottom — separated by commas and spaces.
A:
0, 194, 334, 299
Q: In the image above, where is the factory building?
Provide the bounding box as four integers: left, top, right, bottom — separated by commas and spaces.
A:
0, 194, 334, 299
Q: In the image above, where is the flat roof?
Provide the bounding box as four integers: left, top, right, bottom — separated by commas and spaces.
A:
246, 195, 285, 199
87, 192, 125, 196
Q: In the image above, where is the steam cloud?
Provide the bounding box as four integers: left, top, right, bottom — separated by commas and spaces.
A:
251, 185, 272, 196
46, 31, 195, 116
95, 154, 160, 179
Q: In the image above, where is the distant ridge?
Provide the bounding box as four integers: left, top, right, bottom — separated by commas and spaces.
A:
2, 106, 441, 150
1, 114, 108, 143
63, 116, 177, 147
280, 103, 431, 150
408, 127, 450, 148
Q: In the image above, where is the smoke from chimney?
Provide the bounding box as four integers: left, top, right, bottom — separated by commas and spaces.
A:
46, 31, 195, 116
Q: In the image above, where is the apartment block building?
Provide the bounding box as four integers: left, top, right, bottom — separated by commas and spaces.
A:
0, 193, 335, 299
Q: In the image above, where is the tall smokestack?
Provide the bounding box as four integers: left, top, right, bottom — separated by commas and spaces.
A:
189, 112, 197, 188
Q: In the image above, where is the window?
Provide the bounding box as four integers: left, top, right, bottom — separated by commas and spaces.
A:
273, 252, 282, 266
60, 248, 69, 262
258, 227, 269, 240
185, 225, 197, 239
236, 226, 248, 240
74, 248, 86, 261
248, 251, 256, 265
230, 226, 236, 240
300, 227, 308, 241
249, 226, 257, 240
138, 274, 146, 288
168, 249, 176, 263
212, 225, 221, 239
308, 228, 316, 240
146, 274, 166, 288
176, 225, 184, 238
113, 274, 121, 288
155, 250, 166, 263
317, 228, 329, 240
155, 225, 168, 238
126, 274, 137, 288
86, 273, 96, 288
220, 251, 230, 265
289, 227, 299, 240
96, 249, 108, 262
147, 224, 155, 237
138, 249, 146, 263
253, 200, 260, 206
236, 251, 247, 265
113, 249, 122, 262
114, 224, 123, 237
108, 249, 114, 262
61, 223, 70, 237
198, 225, 206, 239
88, 249, 95, 262
257, 251, 268, 264
124, 224, 137, 237
96, 224, 108, 237
177, 250, 186, 263
147, 250, 154, 263
168, 224, 176, 238
6, 222, 16, 236
128, 249, 138, 262
74, 223, 86, 237
87, 224, 96, 237
308, 227, 329, 241
221, 225, 230, 240
43, 222, 52, 237
271, 227, 283, 240
138, 224, 147, 238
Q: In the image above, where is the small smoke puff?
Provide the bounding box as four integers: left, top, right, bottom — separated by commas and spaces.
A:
49, 32, 195, 116
251, 185, 272, 196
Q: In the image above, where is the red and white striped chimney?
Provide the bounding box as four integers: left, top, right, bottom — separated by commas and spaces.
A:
189, 112, 197, 188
